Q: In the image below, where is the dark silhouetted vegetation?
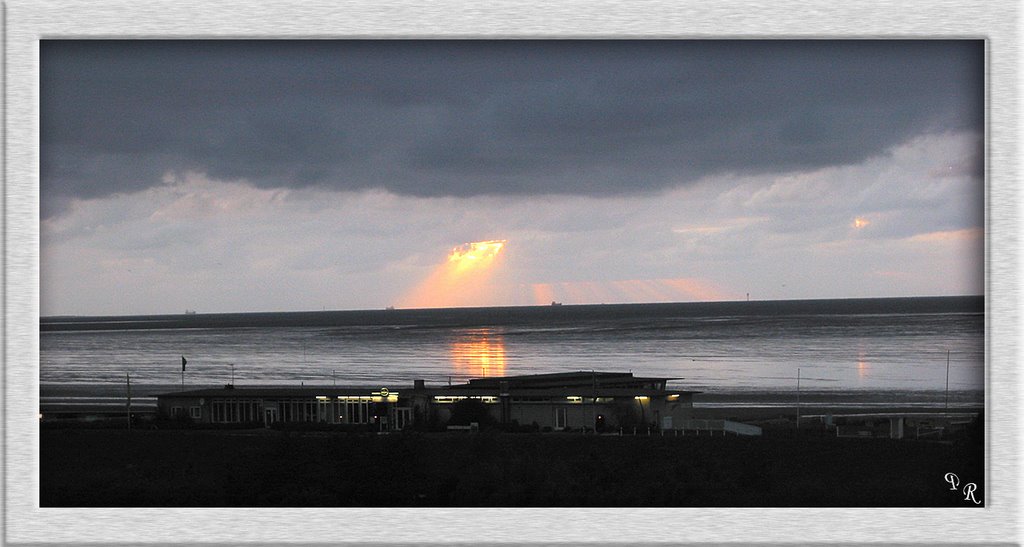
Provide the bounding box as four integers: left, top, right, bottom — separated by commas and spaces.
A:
447, 399, 496, 427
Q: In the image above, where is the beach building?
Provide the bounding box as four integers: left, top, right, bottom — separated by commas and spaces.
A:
814, 412, 981, 440
154, 371, 699, 432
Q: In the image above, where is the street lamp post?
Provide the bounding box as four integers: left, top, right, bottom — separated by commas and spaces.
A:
796, 368, 801, 430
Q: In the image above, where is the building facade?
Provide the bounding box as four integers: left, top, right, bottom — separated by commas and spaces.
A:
155, 371, 698, 432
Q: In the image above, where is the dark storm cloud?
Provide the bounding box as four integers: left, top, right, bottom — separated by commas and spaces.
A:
41, 40, 983, 215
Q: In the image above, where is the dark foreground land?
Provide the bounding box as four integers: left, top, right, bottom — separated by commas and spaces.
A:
41, 425, 983, 507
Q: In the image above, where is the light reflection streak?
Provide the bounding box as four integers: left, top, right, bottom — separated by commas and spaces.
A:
449, 329, 507, 378
857, 349, 870, 380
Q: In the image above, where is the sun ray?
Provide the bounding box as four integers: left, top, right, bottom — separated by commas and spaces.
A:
400, 240, 507, 308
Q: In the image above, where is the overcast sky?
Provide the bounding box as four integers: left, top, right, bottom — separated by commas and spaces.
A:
40, 40, 984, 316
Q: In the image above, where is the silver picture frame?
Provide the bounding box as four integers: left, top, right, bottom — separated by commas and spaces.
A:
4, 0, 1019, 544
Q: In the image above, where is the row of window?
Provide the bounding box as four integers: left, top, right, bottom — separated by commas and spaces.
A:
212, 400, 262, 422
511, 396, 617, 403
432, 396, 499, 404
430, 395, 635, 404
171, 395, 654, 425
170, 406, 201, 419
171, 400, 414, 428
278, 400, 318, 422
200, 398, 378, 424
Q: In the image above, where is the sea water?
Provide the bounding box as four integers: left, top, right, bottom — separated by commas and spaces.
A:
40, 296, 984, 398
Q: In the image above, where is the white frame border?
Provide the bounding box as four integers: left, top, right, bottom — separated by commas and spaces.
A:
4, 1, 1020, 545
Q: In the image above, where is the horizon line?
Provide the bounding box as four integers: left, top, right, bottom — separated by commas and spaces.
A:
40, 293, 984, 321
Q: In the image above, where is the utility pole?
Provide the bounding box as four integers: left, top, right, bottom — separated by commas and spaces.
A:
944, 350, 951, 413
591, 370, 597, 434
230, 363, 235, 386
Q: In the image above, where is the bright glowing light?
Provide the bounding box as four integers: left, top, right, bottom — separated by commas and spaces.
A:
400, 240, 508, 308
432, 395, 499, 404
853, 217, 870, 229
448, 240, 505, 267
450, 328, 507, 377
857, 349, 870, 380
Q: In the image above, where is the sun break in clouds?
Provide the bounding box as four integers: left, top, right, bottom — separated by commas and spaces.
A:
400, 240, 508, 309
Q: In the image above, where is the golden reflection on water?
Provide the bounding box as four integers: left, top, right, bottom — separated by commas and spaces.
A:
450, 329, 507, 377
857, 349, 870, 380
